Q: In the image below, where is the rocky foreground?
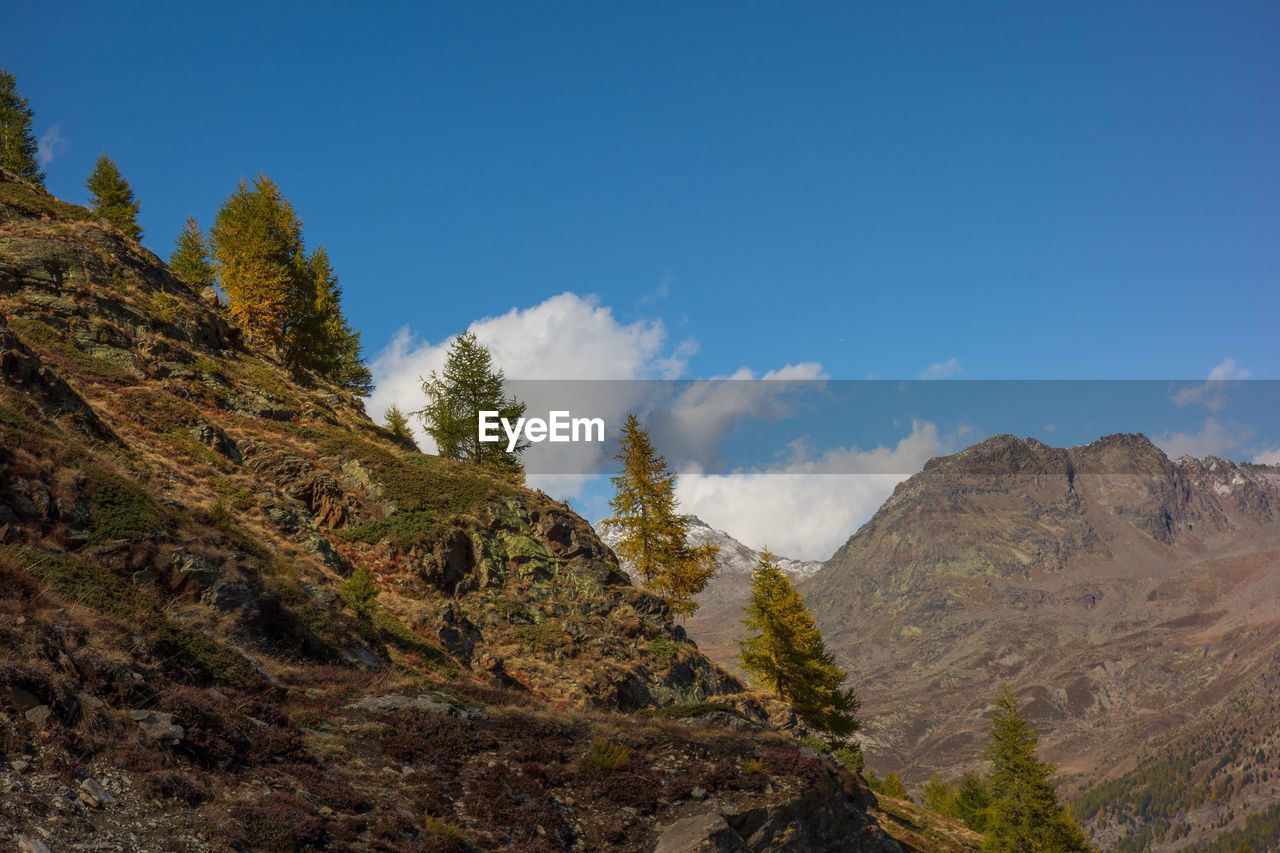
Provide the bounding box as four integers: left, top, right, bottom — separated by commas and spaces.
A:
0, 167, 936, 850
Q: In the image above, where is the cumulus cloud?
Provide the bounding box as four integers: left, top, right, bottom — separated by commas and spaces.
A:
367, 291, 695, 482
675, 420, 948, 561
1153, 418, 1254, 460
1171, 358, 1251, 411
38, 124, 68, 166
920, 357, 962, 379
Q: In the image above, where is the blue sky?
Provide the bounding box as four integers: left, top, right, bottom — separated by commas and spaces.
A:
7, 2, 1279, 555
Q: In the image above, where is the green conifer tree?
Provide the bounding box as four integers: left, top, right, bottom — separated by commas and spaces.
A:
85, 154, 143, 240
169, 215, 215, 287
293, 246, 373, 393
982, 685, 1092, 852
604, 413, 718, 617
955, 772, 992, 832
0, 69, 44, 185
738, 550, 860, 739
881, 771, 912, 801
384, 404, 417, 449
417, 332, 526, 481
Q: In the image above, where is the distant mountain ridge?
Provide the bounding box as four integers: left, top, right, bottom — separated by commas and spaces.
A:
597, 514, 822, 581
596, 516, 822, 676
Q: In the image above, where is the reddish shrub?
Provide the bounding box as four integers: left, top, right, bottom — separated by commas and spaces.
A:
231, 792, 326, 851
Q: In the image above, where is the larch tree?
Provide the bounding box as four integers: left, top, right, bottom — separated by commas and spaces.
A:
417, 331, 526, 481
85, 154, 143, 240
0, 69, 43, 185
982, 684, 1092, 853
603, 413, 718, 618
208, 175, 372, 391
169, 215, 215, 288
739, 550, 860, 741
209, 174, 308, 353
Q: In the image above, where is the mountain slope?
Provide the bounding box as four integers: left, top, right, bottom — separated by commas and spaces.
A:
598, 516, 821, 675
0, 168, 903, 852
801, 432, 1280, 849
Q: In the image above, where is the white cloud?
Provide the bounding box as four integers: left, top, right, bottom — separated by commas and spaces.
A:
1252, 448, 1280, 466
38, 124, 68, 167
1154, 418, 1254, 460
1208, 358, 1250, 381
367, 291, 694, 481
920, 357, 962, 379
650, 362, 827, 470
674, 421, 947, 561
1171, 358, 1251, 411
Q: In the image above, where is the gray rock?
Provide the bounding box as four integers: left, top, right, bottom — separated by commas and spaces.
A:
303, 535, 343, 571
132, 710, 184, 745
189, 422, 241, 463
17, 836, 52, 853
204, 580, 260, 620
23, 704, 52, 728
654, 813, 748, 853
79, 777, 118, 808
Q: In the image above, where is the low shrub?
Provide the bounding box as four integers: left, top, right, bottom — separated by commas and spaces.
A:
586, 737, 630, 771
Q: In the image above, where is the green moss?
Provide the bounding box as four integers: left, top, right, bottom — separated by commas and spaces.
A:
514, 621, 573, 656
321, 436, 513, 549
635, 700, 751, 722
6, 546, 254, 688
647, 634, 693, 665
84, 465, 162, 544
371, 609, 462, 677
8, 316, 129, 377
211, 479, 255, 511
340, 509, 441, 549
0, 182, 92, 222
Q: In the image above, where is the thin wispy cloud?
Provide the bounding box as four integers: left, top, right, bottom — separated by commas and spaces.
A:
38, 124, 68, 166
1172, 358, 1250, 412
637, 270, 673, 305
919, 357, 962, 380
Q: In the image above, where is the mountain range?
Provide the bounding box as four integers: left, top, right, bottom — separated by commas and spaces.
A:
685, 431, 1280, 850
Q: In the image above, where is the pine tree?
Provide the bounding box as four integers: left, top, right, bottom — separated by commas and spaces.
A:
292, 246, 373, 393
417, 332, 526, 481
955, 772, 992, 832
383, 404, 417, 449
85, 154, 143, 240
603, 413, 718, 617
739, 550, 860, 740
209, 175, 308, 353
982, 685, 1092, 853
0, 69, 43, 185
169, 216, 215, 287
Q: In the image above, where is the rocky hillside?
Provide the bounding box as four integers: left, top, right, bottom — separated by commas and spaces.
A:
0, 168, 915, 852
598, 516, 821, 676
799, 432, 1280, 850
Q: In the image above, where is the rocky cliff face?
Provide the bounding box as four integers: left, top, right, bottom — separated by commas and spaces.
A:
799, 432, 1280, 849
0, 169, 904, 852
598, 516, 821, 676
